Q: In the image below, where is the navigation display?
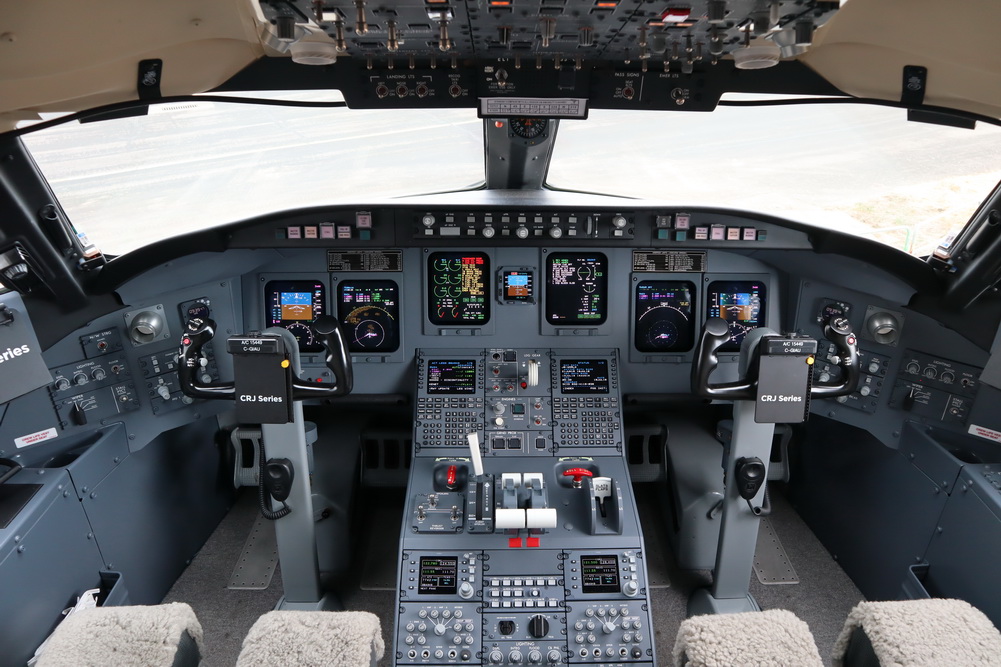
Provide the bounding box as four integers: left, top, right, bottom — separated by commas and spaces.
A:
707, 281, 766, 351
428, 253, 490, 325
338, 280, 400, 352
581, 555, 621, 594
635, 281, 696, 352
418, 556, 458, 595
265, 280, 326, 352
427, 360, 478, 394
560, 359, 610, 394
546, 253, 608, 325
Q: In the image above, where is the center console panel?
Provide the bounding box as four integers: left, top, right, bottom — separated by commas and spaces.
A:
395, 349, 654, 665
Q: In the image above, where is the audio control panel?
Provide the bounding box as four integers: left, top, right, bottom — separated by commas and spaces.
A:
396, 349, 654, 665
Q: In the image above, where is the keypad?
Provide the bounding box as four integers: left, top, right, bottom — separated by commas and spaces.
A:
553, 397, 619, 447
417, 396, 483, 446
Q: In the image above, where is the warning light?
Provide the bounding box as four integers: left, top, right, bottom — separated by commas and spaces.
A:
806, 356, 815, 365
521, 381, 528, 389
488, 0, 511, 5
281, 359, 291, 368
495, 121, 505, 128
662, 7, 691, 22
595, 1, 619, 7
182, 338, 191, 345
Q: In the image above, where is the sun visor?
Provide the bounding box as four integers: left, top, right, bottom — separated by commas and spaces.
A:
0, 293, 53, 405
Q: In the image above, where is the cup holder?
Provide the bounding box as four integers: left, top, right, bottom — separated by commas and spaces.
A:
43, 447, 87, 468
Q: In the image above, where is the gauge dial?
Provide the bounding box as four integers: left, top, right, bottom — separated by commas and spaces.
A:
634, 282, 695, 352
509, 118, 548, 140
345, 306, 393, 349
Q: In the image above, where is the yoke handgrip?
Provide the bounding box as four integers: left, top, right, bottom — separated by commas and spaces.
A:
811, 316, 860, 398
691, 317, 755, 400
288, 315, 353, 398
179, 317, 236, 400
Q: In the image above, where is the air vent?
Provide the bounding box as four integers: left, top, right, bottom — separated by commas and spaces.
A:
862, 306, 904, 346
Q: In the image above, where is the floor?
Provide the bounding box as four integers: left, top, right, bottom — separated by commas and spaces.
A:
165, 482, 863, 666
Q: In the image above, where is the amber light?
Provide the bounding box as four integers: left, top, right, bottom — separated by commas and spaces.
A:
494, 121, 505, 128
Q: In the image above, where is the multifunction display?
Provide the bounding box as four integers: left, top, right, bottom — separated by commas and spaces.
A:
707, 281, 766, 351
560, 359, 610, 394
634, 281, 696, 352
418, 556, 458, 595
546, 253, 608, 325
500, 269, 534, 303
581, 555, 621, 593
265, 280, 325, 352
428, 252, 490, 325
427, 360, 478, 394
338, 280, 400, 352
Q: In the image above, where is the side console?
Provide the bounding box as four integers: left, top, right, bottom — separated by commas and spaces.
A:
395, 349, 654, 665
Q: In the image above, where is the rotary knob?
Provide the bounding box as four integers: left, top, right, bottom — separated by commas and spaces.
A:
528, 649, 543, 664
508, 649, 523, 664
458, 581, 474, 599
859, 385, 871, 397
492, 402, 506, 415
611, 215, 628, 228
548, 227, 563, 239
515, 226, 530, 239
488, 649, 504, 664
54, 377, 71, 391
868, 361, 880, 374
547, 649, 562, 664
422, 214, 436, 228
528, 615, 549, 638
73, 373, 88, 386
92, 368, 107, 381
483, 226, 496, 238
623, 580, 639, 597
602, 621, 615, 634
434, 622, 446, 636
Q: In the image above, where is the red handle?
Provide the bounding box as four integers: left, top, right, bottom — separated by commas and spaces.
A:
562, 468, 594, 483
447, 465, 457, 487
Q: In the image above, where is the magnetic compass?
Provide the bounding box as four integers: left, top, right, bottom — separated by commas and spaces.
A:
509, 118, 548, 140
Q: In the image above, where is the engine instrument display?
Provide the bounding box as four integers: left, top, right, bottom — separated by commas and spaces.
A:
581, 555, 621, 594
560, 359, 610, 394
634, 281, 696, 352
707, 281, 766, 351
428, 253, 490, 325
418, 556, 458, 594
338, 280, 400, 352
265, 280, 325, 352
546, 253, 608, 325
427, 360, 478, 394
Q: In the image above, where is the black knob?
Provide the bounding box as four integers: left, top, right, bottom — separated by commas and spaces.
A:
528, 615, 549, 639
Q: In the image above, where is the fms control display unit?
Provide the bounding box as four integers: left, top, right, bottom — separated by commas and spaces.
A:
394, 348, 655, 665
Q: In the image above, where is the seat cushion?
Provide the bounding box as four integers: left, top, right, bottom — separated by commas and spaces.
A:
832, 599, 1001, 667
673, 608, 824, 667
35, 602, 203, 667
237, 610, 384, 667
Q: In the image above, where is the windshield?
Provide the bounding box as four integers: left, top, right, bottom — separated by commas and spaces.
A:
21, 93, 1001, 257
548, 99, 1001, 256
21, 92, 484, 255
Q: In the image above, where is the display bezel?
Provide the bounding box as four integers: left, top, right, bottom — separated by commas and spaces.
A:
634, 280, 697, 353
418, 556, 459, 595
545, 252, 608, 325
264, 279, 326, 352
427, 252, 491, 326
580, 554, 621, 594
338, 279, 401, 352
707, 280, 766, 351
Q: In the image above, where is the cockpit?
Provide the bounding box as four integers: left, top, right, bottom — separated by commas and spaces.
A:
2, 1, 1001, 666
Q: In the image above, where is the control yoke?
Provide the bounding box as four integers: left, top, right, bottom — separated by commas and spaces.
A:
178, 316, 353, 401
691, 316, 860, 401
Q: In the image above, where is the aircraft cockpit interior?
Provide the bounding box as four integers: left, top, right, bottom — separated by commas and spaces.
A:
3, 0, 1001, 665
